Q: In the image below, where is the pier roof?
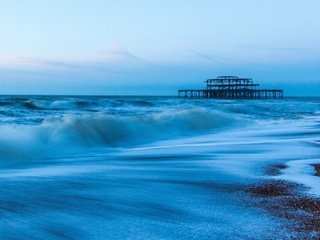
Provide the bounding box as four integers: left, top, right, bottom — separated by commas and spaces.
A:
206, 76, 254, 85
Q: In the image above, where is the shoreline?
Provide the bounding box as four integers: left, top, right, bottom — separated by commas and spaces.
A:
245, 164, 320, 239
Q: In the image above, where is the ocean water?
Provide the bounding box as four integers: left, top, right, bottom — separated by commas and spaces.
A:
0, 96, 319, 239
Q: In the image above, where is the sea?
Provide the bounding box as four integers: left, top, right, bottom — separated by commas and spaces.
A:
0, 95, 319, 239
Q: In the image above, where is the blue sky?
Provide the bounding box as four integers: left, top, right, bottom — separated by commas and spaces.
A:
0, 0, 319, 95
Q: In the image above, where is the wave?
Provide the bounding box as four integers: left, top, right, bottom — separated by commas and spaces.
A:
0, 108, 234, 164
123, 100, 155, 107
15, 98, 156, 111
22, 101, 46, 110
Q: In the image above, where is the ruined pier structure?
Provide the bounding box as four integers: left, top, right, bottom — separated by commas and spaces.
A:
178, 76, 284, 99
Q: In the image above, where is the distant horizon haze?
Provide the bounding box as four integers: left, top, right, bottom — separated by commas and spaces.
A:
0, 0, 319, 96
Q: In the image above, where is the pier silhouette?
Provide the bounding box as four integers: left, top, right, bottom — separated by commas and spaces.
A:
178, 76, 284, 99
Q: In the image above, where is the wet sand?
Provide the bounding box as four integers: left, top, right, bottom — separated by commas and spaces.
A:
246, 164, 320, 239
264, 163, 288, 176
312, 164, 320, 177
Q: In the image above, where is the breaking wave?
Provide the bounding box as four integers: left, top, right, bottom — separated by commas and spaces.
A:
0, 108, 234, 164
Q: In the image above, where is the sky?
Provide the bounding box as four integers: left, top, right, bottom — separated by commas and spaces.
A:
0, 0, 319, 96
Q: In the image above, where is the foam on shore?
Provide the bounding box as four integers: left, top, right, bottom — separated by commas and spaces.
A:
275, 159, 320, 196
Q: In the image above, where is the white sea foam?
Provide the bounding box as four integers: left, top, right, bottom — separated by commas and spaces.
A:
276, 158, 320, 196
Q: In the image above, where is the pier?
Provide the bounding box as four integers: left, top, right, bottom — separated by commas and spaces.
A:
178, 76, 284, 99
